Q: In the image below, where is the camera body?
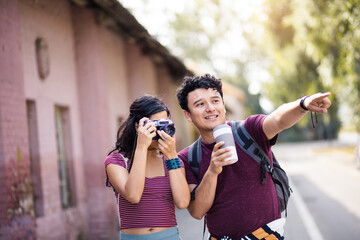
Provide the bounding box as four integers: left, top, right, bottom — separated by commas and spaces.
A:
146, 118, 175, 140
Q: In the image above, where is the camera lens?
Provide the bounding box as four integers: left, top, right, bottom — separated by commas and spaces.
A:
163, 124, 175, 136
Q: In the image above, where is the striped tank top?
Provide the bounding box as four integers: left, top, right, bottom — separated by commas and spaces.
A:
105, 152, 177, 229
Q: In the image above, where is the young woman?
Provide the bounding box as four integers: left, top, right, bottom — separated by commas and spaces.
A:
105, 94, 190, 240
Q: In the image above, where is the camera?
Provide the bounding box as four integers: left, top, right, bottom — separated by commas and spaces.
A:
146, 118, 175, 140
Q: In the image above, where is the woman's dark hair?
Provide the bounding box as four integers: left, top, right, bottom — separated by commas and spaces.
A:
176, 74, 223, 112
109, 94, 170, 160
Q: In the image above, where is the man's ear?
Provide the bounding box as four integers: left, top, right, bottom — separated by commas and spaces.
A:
183, 110, 193, 123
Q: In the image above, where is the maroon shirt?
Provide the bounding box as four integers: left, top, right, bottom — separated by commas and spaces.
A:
178, 115, 281, 239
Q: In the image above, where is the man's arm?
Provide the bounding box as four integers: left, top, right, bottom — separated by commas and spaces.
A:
263, 92, 331, 140
187, 142, 232, 220
187, 173, 218, 220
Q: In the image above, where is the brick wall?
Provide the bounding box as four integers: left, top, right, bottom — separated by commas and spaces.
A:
17, 0, 87, 239
101, 27, 130, 139
0, 0, 36, 239
72, 5, 118, 240
0, 0, 189, 239
125, 41, 159, 102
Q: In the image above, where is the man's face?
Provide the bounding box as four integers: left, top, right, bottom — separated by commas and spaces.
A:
184, 88, 226, 133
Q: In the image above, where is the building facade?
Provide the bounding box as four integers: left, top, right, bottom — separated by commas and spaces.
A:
0, 0, 192, 239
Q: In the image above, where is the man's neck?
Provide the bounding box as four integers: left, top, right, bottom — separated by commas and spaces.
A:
198, 121, 228, 144
199, 130, 215, 144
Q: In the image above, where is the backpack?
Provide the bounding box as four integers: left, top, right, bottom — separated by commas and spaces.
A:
188, 120, 292, 214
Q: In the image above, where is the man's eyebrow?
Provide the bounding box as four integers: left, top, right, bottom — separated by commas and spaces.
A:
193, 98, 203, 106
192, 95, 221, 106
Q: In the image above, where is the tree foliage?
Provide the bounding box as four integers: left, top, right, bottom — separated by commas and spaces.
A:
262, 0, 348, 141
306, 0, 360, 132
168, 0, 266, 115
124, 0, 359, 141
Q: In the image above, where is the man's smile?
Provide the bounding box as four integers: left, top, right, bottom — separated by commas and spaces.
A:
205, 115, 218, 120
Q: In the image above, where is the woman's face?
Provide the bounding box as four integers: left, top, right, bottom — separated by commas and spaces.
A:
148, 110, 169, 148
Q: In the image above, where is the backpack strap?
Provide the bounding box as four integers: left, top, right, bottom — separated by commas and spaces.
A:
188, 137, 207, 239
231, 121, 274, 184
188, 137, 202, 179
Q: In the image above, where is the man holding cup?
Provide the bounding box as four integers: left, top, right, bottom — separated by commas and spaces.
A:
176, 74, 331, 240
212, 124, 238, 164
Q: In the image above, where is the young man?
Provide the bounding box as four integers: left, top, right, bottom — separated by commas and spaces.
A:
176, 74, 331, 240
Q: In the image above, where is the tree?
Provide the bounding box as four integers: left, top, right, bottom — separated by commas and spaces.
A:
168, 0, 266, 115
122, 0, 266, 115
306, 0, 360, 130
305, 0, 360, 164
263, 0, 341, 141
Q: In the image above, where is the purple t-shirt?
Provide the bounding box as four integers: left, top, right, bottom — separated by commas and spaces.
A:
178, 115, 281, 239
105, 152, 180, 229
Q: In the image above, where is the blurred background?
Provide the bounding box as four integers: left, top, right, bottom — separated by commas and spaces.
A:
0, 0, 359, 239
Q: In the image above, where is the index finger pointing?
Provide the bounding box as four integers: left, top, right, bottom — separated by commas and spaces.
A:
315, 92, 331, 100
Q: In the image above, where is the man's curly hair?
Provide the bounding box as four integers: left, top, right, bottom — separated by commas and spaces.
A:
176, 74, 223, 112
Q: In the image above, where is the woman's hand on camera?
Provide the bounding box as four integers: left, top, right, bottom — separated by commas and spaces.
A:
157, 131, 177, 159
136, 117, 156, 149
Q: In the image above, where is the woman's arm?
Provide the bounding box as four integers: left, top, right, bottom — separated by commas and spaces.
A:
106, 117, 156, 203
106, 147, 147, 203
157, 131, 190, 209
168, 167, 190, 209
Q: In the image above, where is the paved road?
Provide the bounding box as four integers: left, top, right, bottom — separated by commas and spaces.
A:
177, 134, 360, 239
275, 139, 360, 240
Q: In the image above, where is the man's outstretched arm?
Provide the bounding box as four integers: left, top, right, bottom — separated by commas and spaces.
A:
263, 92, 332, 140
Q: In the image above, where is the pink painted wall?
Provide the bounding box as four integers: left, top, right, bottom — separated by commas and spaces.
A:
18, 0, 87, 239
101, 27, 130, 143
72, 5, 118, 240
0, 0, 36, 238
125, 41, 159, 102
0, 0, 191, 239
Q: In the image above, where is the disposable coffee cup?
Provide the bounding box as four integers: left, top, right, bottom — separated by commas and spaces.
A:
213, 124, 238, 164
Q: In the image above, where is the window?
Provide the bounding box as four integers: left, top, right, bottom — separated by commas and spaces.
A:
26, 100, 44, 217
54, 106, 76, 208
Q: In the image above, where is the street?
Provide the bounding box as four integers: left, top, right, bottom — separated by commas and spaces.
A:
176, 134, 360, 239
